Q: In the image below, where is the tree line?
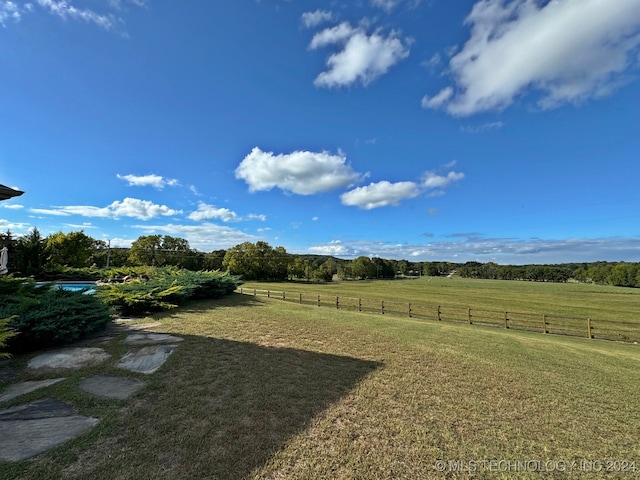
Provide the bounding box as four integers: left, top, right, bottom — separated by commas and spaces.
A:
1, 229, 638, 288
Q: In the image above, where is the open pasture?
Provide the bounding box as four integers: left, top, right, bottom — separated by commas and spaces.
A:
239, 277, 640, 342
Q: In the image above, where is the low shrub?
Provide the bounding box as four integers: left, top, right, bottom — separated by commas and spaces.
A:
0, 278, 112, 353
96, 269, 242, 316
0, 317, 16, 359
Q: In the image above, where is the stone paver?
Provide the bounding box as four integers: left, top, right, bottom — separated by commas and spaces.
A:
28, 348, 111, 371
78, 374, 147, 400
123, 332, 184, 345
0, 398, 98, 461
0, 378, 65, 403
116, 344, 178, 374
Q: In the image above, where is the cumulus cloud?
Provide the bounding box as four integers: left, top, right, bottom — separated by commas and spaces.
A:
310, 22, 410, 88
301, 9, 333, 28
188, 202, 239, 222
423, 0, 640, 115
30, 198, 181, 220
132, 222, 256, 252
235, 147, 363, 195
117, 174, 179, 189
340, 181, 420, 209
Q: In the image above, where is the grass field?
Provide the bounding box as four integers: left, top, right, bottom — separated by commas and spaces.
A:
239, 277, 640, 342
1, 283, 639, 479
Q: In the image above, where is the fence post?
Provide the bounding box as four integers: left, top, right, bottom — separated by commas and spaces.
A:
409, 303, 412, 318
468, 308, 472, 325
504, 311, 509, 329
267, 290, 270, 298
240, 287, 243, 294
317, 295, 320, 307
381, 301, 385, 315
543, 314, 547, 334
253, 288, 256, 296
587, 318, 592, 339
299, 293, 302, 305
282, 291, 285, 300
358, 298, 362, 312
336, 296, 339, 309
437, 305, 441, 321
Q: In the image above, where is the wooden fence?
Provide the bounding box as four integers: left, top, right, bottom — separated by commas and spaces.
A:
236, 287, 640, 344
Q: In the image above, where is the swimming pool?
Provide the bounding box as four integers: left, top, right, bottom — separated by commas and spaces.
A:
36, 282, 98, 294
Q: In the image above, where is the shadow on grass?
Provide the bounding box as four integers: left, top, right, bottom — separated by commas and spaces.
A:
64, 333, 381, 480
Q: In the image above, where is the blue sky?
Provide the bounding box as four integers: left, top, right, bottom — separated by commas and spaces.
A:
1, 0, 639, 264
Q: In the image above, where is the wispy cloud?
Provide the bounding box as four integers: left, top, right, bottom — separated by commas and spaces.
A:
460, 122, 505, 134
422, 0, 640, 116
117, 174, 179, 189
36, 0, 115, 29
307, 236, 640, 263
0, 203, 24, 209
236, 147, 364, 195
30, 197, 181, 220
301, 9, 333, 28
309, 21, 410, 88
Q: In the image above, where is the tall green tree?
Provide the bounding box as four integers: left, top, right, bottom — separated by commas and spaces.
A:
12, 228, 47, 276
128, 235, 196, 268
45, 231, 100, 268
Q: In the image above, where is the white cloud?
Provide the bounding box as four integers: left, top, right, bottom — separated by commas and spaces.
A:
306, 236, 640, 263
421, 87, 453, 109
423, 0, 640, 116
0, 218, 30, 232
371, 0, 422, 13
0, 203, 24, 209
460, 122, 505, 134
301, 9, 333, 28
30, 198, 181, 220
310, 22, 410, 88
188, 202, 239, 222
341, 181, 420, 209
132, 222, 256, 252
117, 174, 179, 189
246, 213, 267, 222
0, 1, 24, 25
422, 171, 465, 190
36, 0, 114, 29
235, 147, 363, 195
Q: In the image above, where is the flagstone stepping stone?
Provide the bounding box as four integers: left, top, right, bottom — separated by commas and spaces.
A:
0, 378, 65, 403
28, 348, 111, 371
123, 332, 184, 345
0, 398, 98, 461
116, 345, 178, 374
78, 374, 147, 400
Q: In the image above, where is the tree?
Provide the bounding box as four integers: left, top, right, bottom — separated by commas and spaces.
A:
203, 250, 226, 271
45, 231, 100, 268
128, 235, 196, 268
11, 228, 47, 276
351, 256, 377, 280
222, 241, 289, 280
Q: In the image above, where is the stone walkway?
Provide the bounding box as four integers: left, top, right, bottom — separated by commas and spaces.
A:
0, 322, 183, 462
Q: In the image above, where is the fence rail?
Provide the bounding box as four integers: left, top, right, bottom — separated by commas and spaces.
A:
236, 287, 640, 344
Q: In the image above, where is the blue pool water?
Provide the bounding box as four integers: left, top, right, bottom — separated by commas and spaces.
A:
37, 282, 97, 294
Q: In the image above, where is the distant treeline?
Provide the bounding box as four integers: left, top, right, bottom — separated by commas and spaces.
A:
1, 229, 638, 288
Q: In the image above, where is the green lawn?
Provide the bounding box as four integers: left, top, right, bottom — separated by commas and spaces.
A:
1, 291, 639, 479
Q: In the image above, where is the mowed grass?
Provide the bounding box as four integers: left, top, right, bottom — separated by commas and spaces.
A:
239, 276, 640, 321
1, 292, 639, 479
